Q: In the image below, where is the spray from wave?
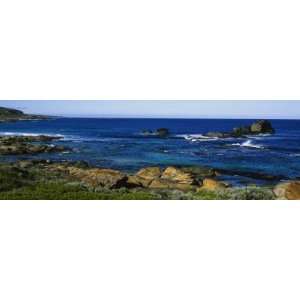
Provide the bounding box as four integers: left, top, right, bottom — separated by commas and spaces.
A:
232, 140, 264, 149
176, 134, 219, 142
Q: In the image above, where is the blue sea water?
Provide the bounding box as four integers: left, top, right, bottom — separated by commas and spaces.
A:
1, 118, 300, 185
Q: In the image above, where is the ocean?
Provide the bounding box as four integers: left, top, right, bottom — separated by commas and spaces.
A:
1, 118, 300, 185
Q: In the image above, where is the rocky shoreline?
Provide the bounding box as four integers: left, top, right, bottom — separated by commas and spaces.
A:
0, 111, 298, 199
0, 135, 70, 155
0, 157, 298, 199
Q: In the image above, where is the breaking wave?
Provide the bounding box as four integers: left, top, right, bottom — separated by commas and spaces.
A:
232, 140, 264, 149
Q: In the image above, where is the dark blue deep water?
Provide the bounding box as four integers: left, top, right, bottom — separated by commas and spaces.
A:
1, 118, 300, 185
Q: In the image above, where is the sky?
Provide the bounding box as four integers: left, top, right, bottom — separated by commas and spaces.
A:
0, 100, 299, 119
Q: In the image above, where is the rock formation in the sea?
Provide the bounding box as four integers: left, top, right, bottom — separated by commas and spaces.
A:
250, 120, 275, 134
204, 120, 275, 138
0, 107, 49, 122
0, 135, 69, 155
273, 181, 300, 200
141, 128, 170, 137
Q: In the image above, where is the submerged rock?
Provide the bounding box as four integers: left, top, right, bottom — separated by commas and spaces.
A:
273, 181, 300, 199
205, 132, 232, 138
0, 135, 62, 143
0, 135, 68, 155
0, 143, 70, 155
141, 128, 170, 138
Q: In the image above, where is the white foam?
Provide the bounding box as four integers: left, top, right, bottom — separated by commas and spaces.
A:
0, 131, 65, 138
232, 140, 264, 149
176, 134, 219, 142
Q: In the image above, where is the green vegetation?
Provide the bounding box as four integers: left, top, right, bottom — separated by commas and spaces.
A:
0, 161, 275, 200
0, 181, 160, 200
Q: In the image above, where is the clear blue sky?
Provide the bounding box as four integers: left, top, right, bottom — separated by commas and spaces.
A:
0, 100, 299, 119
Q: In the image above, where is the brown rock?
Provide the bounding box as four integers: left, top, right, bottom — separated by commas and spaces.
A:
68, 167, 128, 189
133, 167, 162, 187
136, 167, 161, 179
161, 166, 196, 185
198, 178, 228, 191
149, 178, 194, 191
273, 181, 300, 200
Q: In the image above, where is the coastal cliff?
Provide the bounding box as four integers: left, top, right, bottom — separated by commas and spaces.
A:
0, 107, 49, 122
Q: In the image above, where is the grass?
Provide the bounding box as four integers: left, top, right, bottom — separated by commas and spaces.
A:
0, 181, 160, 200
0, 163, 276, 200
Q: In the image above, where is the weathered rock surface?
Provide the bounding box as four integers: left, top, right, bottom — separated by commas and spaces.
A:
250, 120, 275, 134
128, 166, 200, 191
273, 181, 300, 200
198, 178, 229, 191
161, 166, 196, 185
204, 120, 275, 138
67, 167, 128, 189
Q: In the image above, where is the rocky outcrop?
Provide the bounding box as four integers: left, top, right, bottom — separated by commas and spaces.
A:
273, 181, 300, 200
204, 120, 275, 138
0, 143, 69, 155
67, 167, 128, 189
128, 166, 200, 191
198, 178, 229, 191
250, 120, 275, 134
141, 128, 170, 138
128, 167, 162, 187
0, 135, 62, 143
0, 135, 69, 155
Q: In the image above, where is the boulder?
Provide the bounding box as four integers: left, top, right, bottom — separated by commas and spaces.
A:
198, 178, 228, 191
131, 166, 199, 190
129, 167, 162, 187
273, 181, 300, 200
68, 167, 128, 189
250, 120, 275, 134
161, 166, 196, 185
149, 178, 193, 191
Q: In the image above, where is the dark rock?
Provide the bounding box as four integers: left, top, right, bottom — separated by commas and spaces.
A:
205, 132, 232, 138
250, 120, 275, 134
141, 128, 170, 138
232, 125, 251, 137
156, 128, 169, 137
204, 120, 275, 138
215, 168, 287, 181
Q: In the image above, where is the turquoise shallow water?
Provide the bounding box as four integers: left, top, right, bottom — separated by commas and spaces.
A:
0, 118, 300, 185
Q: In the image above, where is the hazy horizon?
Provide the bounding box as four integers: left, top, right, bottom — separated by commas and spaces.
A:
1, 100, 300, 119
